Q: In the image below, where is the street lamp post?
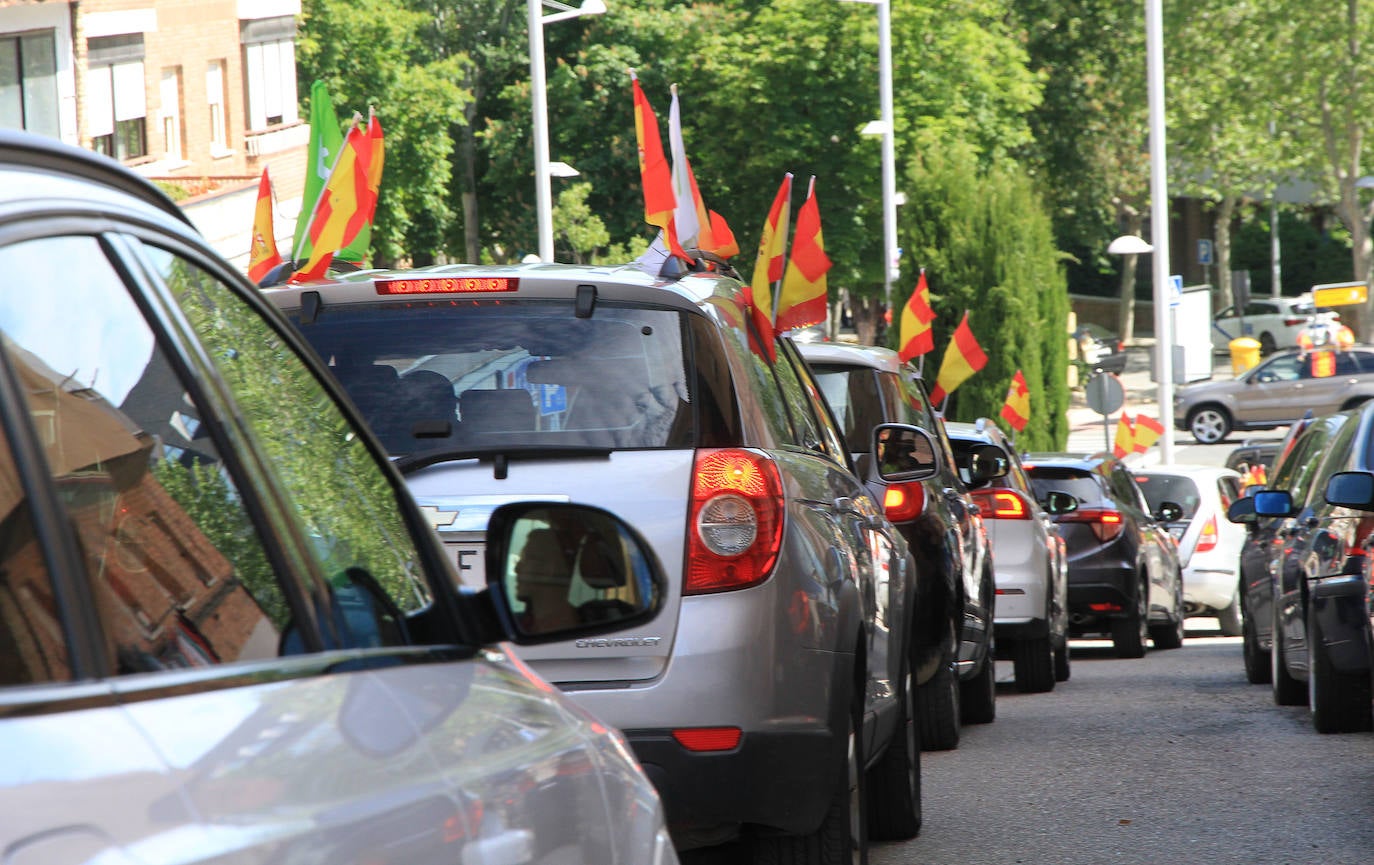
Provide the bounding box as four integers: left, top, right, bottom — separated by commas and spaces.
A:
1145, 0, 1175, 464
529, 0, 605, 263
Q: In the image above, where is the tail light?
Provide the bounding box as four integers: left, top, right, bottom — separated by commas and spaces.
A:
1195, 515, 1219, 552
1283, 316, 1307, 326
685, 448, 784, 595
969, 488, 1031, 520
672, 727, 743, 752
883, 481, 926, 523
1059, 507, 1125, 542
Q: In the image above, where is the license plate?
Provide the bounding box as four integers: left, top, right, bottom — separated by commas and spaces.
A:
448, 543, 486, 589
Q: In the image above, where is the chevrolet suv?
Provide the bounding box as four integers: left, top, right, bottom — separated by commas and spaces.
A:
0, 132, 678, 865
265, 258, 929, 859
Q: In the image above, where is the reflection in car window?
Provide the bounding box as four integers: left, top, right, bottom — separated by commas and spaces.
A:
1137, 475, 1201, 520
145, 247, 431, 630
0, 235, 286, 674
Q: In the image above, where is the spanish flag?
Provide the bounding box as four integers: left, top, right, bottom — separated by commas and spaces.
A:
247, 167, 282, 283
776, 176, 832, 332
748, 174, 793, 359
898, 269, 937, 362
631, 72, 688, 262
338, 108, 384, 265
999, 369, 1030, 432
1113, 413, 1136, 458
929, 312, 988, 405
290, 116, 376, 283
667, 85, 738, 259
1132, 414, 1165, 453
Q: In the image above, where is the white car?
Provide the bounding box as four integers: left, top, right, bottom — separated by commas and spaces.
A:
1210, 296, 1334, 355
1134, 465, 1247, 635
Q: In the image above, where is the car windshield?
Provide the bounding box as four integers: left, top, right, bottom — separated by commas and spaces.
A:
1026, 467, 1104, 505
1135, 474, 1201, 520
291, 300, 696, 453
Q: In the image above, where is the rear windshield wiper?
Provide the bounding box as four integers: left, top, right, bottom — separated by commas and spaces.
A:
394, 445, 613, 477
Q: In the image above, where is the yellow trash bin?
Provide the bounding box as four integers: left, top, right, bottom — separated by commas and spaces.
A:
1229, 336, 1261, 376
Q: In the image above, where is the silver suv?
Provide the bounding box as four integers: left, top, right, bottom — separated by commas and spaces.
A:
0, 131, 676, 865
266, 259, 931, 859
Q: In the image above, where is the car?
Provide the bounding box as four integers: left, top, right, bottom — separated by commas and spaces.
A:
1224, 438, 1281, 477
799, 341, 998, 748
1209, 295, 1334, 355
1074, 323, 1129, 374
265, 257, 928, 859
0, 131, 681, 865
1173, 345, 1374, 444
945, 419, 1074, 692
1023, 453, 1187, 658
1134, 465, 1247, 636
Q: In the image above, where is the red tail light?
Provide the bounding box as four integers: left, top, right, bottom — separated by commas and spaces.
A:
969, 488, 1031, 520
1195, 514, 1219, 552
1059, 507, 1125, 542
883, 481, 926, 523
685, 448, 784, 594
672, 727, 743, 752
1283, 316, 1306, 326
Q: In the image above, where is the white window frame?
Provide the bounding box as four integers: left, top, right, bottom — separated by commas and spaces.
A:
243, 38, 297, 132
206, 60, 228, 156
159, 67, 181, 162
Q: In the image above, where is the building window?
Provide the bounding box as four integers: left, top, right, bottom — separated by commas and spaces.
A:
0, 30, 59, 137
87, 34, 147, 161
206, 60, 227, 152
241, 16, 298, 132
160, 67, 181, 162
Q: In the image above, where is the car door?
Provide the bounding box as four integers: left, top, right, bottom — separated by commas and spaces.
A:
1111, 464, 1176, 615
1235, 353, 1306, 425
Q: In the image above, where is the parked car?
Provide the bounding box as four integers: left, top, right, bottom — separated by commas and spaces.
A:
1209, 295, 1332, 355
1074, 323, 1129, 374
266, 258, 927, 859
1134, 465, 1247, 635
1173, 345, 1374, 444
1224, 438, 1281, 477
1024, 453, 1186, 658
799, 341, 998, 748
0, 131, 681, 865
945, 419, 1074, 692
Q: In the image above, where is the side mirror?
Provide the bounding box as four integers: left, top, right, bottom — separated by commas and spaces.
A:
1325, 470, 1374, 510
1253, 489, 1297, 517
873, 423, 940, 482
968, 443, 1011, 483
1226, 495, 1257, 525
1042, 490, 1078, 516
1155, 500, 1185, 523
483, 502, 664, 643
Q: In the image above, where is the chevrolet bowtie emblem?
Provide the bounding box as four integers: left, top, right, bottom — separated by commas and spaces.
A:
418, 506, 459, 530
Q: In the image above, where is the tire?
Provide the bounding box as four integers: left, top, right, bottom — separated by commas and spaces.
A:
916, 626, 961, 751
1111, 578, 1149, 659
753, 686, 868, 864
1258, 332, 1277, 355
1012, 636, 1055, 693
1242, 597, 1272, 684
1054, 634, 1071, 682
959, 652, 997, 725
1187, 405, 1232, 445
1216, 591, 1243, 638
1308, 612, 1374, 734
1149, 578, 1186, 650
1271, 601, 1307, 706
866, 668, 921, 840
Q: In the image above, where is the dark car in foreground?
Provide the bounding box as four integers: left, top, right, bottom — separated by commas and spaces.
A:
1024, 453, 1186, 658
801, 341, 998, 749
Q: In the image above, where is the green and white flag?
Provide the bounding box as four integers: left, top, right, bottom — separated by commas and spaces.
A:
292, 80, 344, 263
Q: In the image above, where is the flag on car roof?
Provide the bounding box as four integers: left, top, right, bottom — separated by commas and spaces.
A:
929, 311, 987, 405
290, 116, 377, 282
338, 108, 384, 265
1132, 414, 1164, 453
898, 269, 937, 362
776, 176, 831, 332
292, 80, 344, 265
1113, 413, 1136, 458
1000, 369, 1030, 432
747, 173, 793, 360
631, 72, 689, 263
667, 86, 739, 260
247, 167, 282, 283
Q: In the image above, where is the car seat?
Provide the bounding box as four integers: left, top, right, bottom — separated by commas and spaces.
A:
398, 370, 460, 449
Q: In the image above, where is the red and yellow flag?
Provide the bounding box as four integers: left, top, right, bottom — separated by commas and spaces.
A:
1113, 413, 1136, 458
631, 73, 688, 262
776, 176, 832, 332
929, 311, 988, 405
1132, 414, 1164, 453
290, 117, 376, 282
338, 108, 385, 264
748, 173, 793, 359
247, 167, 282, 283
1000, 369, 1030, 432
898, 269, 937, 362
667, 85, 738, 259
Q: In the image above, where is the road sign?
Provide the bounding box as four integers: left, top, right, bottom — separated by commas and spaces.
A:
1197, 239, 1214, 266
1085, 372, 1125, 416
1169, 274, 1183, 307
1312, 281, 1368, 307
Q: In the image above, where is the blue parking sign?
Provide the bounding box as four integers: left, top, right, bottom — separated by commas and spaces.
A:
539, 384, 567, 415
1197, 239, 1214, 266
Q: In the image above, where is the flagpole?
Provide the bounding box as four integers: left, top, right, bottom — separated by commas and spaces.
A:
292, 113, 360, 264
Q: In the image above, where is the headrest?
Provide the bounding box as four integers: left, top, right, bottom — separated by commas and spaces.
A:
574, 536, 625, 589
515, 528, 571, 584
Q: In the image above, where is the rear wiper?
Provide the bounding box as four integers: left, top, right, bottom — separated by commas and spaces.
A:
394, 444, 613, 478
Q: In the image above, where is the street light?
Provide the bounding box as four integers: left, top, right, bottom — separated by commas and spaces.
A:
842, 0, 898, 317
1145, 0, 1175, 464
529, 0, 605, 262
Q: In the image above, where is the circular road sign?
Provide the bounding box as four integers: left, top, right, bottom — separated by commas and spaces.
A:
1085, 372, 1125, 416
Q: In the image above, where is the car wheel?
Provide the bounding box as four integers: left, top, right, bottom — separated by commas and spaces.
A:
1259, 332, 1277, 355
1111, 577, 1148, 659
865, 667, 921, 840
1308, 611, 1374, 734
1216, 591, 1243, 638
916, 622, 961, 751
1187, 406, 1232, 445
959, 651, 997, 725
1242, 593, 1272, 684
1053, 634, 1071, 682
1012, 636, 1055, 693
1271, 600, 1307, 706
1149, 577, 1186, 650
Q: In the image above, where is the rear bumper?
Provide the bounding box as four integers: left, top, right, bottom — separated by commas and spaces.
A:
1183, 566, 1237, 612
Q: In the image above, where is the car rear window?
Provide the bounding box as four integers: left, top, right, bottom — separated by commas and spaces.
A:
1026, 466, 1105, 505
1135, 474, 1201, 520
291, 300, 707, 452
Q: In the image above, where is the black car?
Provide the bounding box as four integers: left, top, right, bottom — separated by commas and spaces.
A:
1024, 453, 1186, 658
801, 341, 997, 750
